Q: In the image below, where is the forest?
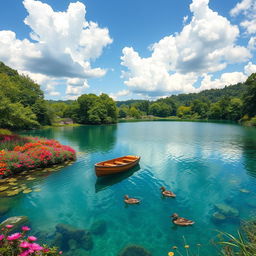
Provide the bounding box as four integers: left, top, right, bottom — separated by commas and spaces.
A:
0, 61, 255, 130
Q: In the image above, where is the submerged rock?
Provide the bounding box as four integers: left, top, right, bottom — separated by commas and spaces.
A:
214, 203, 239, 217
90, 220, 107, 236
211, 212, 226, 223
55, 223, 93, 251
118, 245, 152, 256
0, 216, 29, 232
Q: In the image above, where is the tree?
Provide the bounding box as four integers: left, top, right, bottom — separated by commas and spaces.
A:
243, 73, 256, 117
191, 99, 208, 119
229, 98, 243, 121
208, 102, 222, 119
177, 106, 191, 118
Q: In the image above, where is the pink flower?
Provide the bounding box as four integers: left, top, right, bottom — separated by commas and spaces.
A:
0, 234, 4, 240
29, 243, 43, 251
19, 250, 30, 256
22, 226, 30, 232
59, 251, 63, 254
7, 232, 22, 240
5, 224, 14, 229
28, 236, 37, 241
20, 241, 31, 248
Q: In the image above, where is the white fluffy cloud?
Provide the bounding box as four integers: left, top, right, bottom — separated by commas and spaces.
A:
121, 0, 251, 97
109, 90, 130, 100
0, 0, 112, 97
230, 0, 256, 34
66, 78, 89, 98
244, 61, 256, 75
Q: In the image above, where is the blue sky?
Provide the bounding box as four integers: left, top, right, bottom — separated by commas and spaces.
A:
0, 0, 255, 100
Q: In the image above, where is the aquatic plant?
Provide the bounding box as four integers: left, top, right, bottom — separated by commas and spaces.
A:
218, 220, 256, 256
0, 225, 61, 256
0, 135, 76, 177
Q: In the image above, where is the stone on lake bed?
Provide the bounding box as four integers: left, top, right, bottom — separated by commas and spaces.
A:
0, 186, 9, 192
239, 189, 250, 193
7, 178, 17, 182
118, 245, 152, 256
9, 182, 18, 186
27, 177, 36, 181
245, 197, 256, 208
34, 188, 41, 192
0, 216, 28, 231
23, 189, 32, 194
212, 212, 226, 223
214, 203, 239, 217
6, 190, 20, 196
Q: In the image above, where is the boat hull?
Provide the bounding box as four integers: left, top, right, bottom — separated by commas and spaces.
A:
95, 155, 140, 177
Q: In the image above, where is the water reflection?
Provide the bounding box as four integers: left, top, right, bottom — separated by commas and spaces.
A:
95, 165, 141, 193
22, 125, 118, 153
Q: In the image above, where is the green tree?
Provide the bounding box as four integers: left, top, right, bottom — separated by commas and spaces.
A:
191, 99, 208, 119
229, 98, 243, 121
208, 102, 222, 119
243, 73, 256, 117
177, 105, 191, 118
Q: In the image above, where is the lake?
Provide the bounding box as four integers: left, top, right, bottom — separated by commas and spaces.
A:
2, 121, 256, 256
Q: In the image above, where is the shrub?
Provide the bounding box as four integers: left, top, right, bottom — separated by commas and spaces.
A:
0, 135, 76, 177
0, 129, 12, 135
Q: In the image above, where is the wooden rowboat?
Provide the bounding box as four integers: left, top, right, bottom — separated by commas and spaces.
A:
95, 155, 140, 177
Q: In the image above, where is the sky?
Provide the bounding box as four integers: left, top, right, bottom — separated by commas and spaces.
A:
0, 0, 256, 101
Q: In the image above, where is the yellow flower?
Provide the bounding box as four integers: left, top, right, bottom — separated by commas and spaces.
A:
168, 252, 174, 256
184, 245, 190, 249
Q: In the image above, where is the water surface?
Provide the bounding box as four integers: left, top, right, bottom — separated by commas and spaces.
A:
2, 122, 256, 255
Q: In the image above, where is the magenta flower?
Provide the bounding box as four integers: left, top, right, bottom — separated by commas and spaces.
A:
0, 234, 4, 241
19, 250, 30, 256
5, 224, 14, 229
29, 243, 43, 251
7, 232, 22, 240
28, 236, 37, 241
22, 226, 30, 232
20, 241, 31, 248
59, 251, 63, 255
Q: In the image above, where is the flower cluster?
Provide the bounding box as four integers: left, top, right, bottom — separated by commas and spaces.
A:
0, 135, 76, 177
0, 225, 61, 256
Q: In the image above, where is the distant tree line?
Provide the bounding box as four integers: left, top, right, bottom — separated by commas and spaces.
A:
116, 73, 256, 125
0, 61, 255, 129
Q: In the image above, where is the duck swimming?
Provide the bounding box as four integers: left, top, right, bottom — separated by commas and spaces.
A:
171, 213, 194, 226
160, 186, 176, 198
124, 195, 140, 204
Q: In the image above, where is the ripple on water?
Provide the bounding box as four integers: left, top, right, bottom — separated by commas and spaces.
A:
4, 122, 255, 256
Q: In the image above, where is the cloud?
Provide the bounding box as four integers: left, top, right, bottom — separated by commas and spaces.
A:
244, 61, 256, 75
230, 0, 256, 34
199, 72, 247, 91
109, 89, 130, 100
66, 78, 89, 98
230, 0, 252, 17
121, 0, 251, 97
0, 0, 112, 97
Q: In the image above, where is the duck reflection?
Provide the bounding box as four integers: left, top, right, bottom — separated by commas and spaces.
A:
95, 165, 141, 193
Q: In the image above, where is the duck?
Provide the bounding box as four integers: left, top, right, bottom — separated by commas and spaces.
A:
171, 213, 194, 226
124, 195, 140, 204
160, 186, 176, 198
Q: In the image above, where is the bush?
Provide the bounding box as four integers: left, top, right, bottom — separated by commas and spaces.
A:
0, 135, 76, 177
0, 129, 12, 135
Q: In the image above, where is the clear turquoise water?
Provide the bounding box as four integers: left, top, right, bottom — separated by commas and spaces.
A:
2, 122, 256, 255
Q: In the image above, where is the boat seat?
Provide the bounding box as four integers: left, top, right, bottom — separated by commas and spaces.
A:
122, 158, 134, 162
114, 161, 125, 165
103, 163, 116, 166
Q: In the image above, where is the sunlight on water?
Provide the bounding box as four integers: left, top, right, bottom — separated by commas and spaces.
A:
2, 122, 256, 256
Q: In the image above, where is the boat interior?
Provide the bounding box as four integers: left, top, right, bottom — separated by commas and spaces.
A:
100, 156, 138, 167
